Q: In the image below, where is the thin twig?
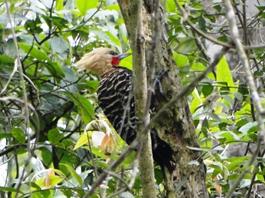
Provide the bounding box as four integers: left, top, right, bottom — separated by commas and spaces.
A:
106, 187, 128, 198
21, 40, 34, 63
83, 140, 138, 197
223, 0, 265, 135
175, 1, 232, 48
245, 162, 259, 198
0, 61, 18, 95
103, 170, 130, 190
66, 0, 104, 33
4, 2, 36, 196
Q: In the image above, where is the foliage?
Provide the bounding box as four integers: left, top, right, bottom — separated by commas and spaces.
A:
0, 0, 264, 197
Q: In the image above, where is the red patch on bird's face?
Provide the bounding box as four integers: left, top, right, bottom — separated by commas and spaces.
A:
111, 56, 120, 66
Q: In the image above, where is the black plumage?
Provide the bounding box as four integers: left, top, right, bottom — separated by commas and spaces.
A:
97, 66, 174, 171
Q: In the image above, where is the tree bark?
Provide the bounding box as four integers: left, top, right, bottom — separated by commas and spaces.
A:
118, 0, 208, 197
117, 0, 157, 197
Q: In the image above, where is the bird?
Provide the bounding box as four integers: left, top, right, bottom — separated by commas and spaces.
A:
76, 47, 174, 172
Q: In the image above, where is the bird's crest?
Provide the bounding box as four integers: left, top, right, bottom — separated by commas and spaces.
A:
76, 48, 114, 76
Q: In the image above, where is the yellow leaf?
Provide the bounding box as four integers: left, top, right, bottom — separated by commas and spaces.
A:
74, 131, 91, 150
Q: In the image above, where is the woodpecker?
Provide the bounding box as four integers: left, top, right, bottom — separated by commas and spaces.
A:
76, 47, 173, 171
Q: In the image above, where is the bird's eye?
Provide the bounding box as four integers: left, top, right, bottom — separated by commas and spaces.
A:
109, 51, 118, 55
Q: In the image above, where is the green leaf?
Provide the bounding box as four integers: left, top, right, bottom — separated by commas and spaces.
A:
19, 43, 48, 61
61, 189, 73, 197
56, 0, 64, 10
24, 17, 42, 34
154, 168, 164, 184
65, 93, 94, 123
190, 88, 202, 113
48, 128, 64, 145
0, 132, 13, 139
227, 156, 249, 170
78, 80, 99, 91
91, 30, 120, 49
31, 190, 53, 198
201, 83, 213, 96
239, 122, 257, 135
176, 38, 196, 54
217, 131, 238, 143
173, 52, 189, 67
191, 62, 205, 71
166, 0, 176, 12
216, 56, 236, 93
11, 127, 25, 143
76, 0, 98, 16
0, 54, 14, 65
51, 16, 69, 29
0, 186, 19, 193
42, 15, 68, 30
45, 61, 65, 79
122, 151, 137, 168
50, 36, 69, 54
40, 147, 52, 167
60, 163, 83, 185
105, 4, 120, 11
105, 31, 121, 47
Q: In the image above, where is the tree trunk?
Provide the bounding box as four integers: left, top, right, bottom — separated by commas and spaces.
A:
127, 0, 157, 197
118, 0, 208, 197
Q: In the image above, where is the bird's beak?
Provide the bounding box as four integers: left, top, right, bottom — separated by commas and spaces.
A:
117, 53, 131, 60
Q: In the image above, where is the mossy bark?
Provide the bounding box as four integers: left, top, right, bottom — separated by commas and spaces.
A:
118, 0, 208, 197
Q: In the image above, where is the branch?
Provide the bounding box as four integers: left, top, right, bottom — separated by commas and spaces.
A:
175, 1, 232, 48
0, 144, 27, 157
66, 0, 104, 33
131, 0, 157, 197
103, 170, 131, 190
223, 0, 265, 196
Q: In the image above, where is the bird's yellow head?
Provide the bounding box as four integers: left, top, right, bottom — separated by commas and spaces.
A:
76, 47, 130, 76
